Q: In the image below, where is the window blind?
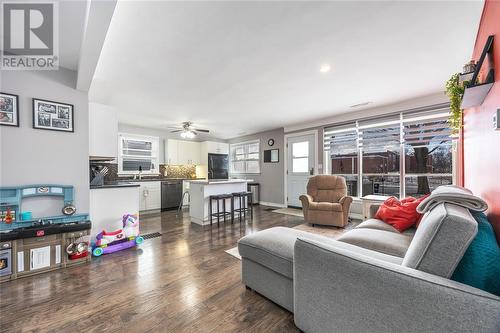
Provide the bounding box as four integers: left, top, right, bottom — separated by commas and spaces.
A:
403, 112, 452, 148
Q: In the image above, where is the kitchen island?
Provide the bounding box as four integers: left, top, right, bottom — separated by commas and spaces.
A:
188, 179, 250, 225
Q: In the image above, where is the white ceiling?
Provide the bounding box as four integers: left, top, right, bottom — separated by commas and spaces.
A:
89, 1, 483, 139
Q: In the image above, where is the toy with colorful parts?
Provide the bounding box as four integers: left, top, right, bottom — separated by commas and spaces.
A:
92, 214, 144, 257
95, 213, 139, 246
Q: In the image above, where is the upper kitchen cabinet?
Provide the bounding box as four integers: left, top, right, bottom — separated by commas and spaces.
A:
166, 139, 201, 165
199, 141, 229, 165
89, 103, 118, 159
204, 141, 229, 154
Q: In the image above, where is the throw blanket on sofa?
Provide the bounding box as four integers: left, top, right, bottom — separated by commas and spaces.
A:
416, 185, 488, 214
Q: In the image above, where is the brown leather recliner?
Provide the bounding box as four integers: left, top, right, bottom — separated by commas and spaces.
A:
299, 175, 353, 227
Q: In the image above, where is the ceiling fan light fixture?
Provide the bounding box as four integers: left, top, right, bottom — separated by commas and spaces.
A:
180, 130, 196, 139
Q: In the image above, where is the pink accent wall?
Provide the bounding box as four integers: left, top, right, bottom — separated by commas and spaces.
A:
463, 0, 500, 243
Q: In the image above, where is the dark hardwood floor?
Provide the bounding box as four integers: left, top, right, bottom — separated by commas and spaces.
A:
0, 206, 306, 333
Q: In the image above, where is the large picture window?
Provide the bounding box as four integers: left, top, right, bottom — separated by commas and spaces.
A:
324, 107, 454, 198
230, 140, 260, 174
118, 134, 159, 174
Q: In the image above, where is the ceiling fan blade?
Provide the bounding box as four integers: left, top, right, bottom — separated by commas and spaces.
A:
170, 130, 182, 133
192, 128, 209, 133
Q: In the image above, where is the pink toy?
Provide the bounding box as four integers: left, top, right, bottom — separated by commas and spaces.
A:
92, 214, 143, 256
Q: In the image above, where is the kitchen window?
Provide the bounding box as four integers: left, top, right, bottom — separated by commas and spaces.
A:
118, 134, 159, 174
229, 140, 260, 174
324, 106, 455, 198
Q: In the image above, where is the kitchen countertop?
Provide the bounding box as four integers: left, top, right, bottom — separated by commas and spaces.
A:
90, 182, 140, 189
187, 179, 253, 185
117, 177, 206, 182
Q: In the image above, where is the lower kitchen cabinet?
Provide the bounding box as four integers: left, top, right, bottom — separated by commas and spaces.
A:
139, 181, 161, 211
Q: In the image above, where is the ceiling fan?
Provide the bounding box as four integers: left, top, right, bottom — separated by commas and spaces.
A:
168, 121, 209, 139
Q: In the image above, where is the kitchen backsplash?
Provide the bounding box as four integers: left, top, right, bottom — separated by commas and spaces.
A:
89, 162, 198, 184
161, 164, 196, 179
89, 161, 118, 183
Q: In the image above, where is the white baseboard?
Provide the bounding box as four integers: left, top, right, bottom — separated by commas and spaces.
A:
258, 201, 287, 208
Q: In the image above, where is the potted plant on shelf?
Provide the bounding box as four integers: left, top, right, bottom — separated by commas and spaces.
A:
445, 73, 465, 135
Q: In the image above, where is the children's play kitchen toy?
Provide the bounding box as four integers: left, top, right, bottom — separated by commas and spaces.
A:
92, 214, 143, 257
0, 185, 91, 282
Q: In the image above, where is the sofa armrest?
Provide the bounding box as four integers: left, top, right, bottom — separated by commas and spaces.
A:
293, 238, 500, 333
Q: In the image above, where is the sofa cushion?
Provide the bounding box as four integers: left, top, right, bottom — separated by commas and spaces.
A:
309, 202, 343, 211
357, 218, 417, 237
238, 227, 403, 278
356, 219, 400, 233
337, 228, 412, 257
402, 203, 477, 278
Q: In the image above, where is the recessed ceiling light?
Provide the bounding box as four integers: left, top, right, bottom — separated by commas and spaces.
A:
320, 64, 331, 73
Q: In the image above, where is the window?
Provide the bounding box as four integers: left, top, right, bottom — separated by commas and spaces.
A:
324, 107, 454, 198
230, 140, 260, 174
403, 112, 453, 197
118, 134, 159, 174
325, 124, 358, 196
359, 116, 401, 198
292, 141, 309, 173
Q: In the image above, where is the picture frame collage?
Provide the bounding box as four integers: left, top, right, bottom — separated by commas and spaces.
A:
0, 92, 74, 132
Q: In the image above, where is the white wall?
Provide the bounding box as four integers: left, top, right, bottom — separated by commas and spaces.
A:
0, 69, 89, 217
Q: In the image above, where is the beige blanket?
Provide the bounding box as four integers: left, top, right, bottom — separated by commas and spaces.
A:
416, 185, 488, 213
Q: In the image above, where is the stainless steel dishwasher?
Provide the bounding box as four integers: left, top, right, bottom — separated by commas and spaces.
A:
161, 180, 183, 210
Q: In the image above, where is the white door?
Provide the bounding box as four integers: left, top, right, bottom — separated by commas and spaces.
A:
287, 133, 316, 207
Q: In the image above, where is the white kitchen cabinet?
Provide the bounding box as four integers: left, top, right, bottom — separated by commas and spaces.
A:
199, 141, 229, 165
89, 103, 118, 158
166, 139, 179, 165
205, 141, 229, 154
166, 139, 201, 165
138, 181, 161, 211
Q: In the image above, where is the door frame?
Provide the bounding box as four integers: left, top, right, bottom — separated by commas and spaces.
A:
283, 129, 319, 207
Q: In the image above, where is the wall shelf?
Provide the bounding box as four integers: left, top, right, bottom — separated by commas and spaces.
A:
461, 82, 494, 108
461, 35, 495, 109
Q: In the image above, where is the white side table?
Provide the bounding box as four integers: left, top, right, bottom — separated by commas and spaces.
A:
361, 195, 390, 220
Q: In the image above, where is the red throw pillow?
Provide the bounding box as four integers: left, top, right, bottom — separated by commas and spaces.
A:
375, 195, 429, 232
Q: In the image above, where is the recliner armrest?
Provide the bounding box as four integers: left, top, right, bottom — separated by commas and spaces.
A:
299, 194, 314, 207
293, 237, 500, 333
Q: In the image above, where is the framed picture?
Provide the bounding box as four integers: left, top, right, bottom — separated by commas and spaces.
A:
33, 98, 74, 132
264, 149, 279, 163
0, 92, 19, 127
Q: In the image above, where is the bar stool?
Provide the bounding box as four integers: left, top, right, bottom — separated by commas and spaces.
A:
176, 189, 190, 217
232, 191, 253, 222
209, 194, 233, 226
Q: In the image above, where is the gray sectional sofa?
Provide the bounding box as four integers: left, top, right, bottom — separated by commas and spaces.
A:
238, 201, 500, 332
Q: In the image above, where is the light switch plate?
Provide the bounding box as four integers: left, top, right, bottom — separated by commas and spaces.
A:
494, 109, 500, 130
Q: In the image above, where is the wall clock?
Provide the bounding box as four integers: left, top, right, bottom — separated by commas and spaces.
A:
268, 138, 275, 146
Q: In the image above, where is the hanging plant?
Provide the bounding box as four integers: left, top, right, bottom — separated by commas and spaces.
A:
445, 73, 465, 134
